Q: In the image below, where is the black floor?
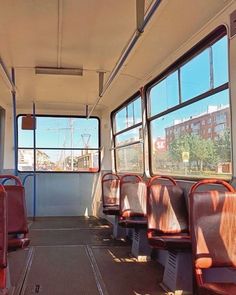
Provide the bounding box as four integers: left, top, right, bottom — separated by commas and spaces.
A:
8, 216, 165, 295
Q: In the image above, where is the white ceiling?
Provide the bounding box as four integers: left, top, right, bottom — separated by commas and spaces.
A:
0, 0, 232, 112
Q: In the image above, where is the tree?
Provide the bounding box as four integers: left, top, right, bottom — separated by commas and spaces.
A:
168, 134, 217, 171
168, 134, 191, 162
214, 129, 231, 163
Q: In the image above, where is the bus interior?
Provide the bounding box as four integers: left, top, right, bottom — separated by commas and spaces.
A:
0, 0, 236, 294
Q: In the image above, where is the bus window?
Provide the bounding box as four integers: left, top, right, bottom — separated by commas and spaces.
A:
112, 95, 143, 173
17, 116, 100, 172
147, 32, 231, 179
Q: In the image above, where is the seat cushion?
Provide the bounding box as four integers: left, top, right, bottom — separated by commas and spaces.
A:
190, 191, 236, 269
8, 237, 30, 251
120, 182, 147, 216
103, 206, 120, 216
121, 210, 145, 218
4, 185, 28, 234
119, 218, 147, 228
200, 282, 236, 295
102, 178, 120, 206
148, 184, 188, 234
148, 234, 191, 249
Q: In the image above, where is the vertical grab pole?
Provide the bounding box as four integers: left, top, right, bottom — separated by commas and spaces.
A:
33, 103, 36, 220
11, 68, 18, 176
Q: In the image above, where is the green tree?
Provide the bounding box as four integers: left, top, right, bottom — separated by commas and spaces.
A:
168, 134, 191, 162
214, 129, 231, 163
169, 134, 217, 171
153, 150, 170, 171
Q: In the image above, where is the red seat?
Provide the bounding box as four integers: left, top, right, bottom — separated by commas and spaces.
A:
119, 174, 147, 228
0, 185, 7, 290
148, 234, 190, 249
147, 176, 190, 249
102, 173, 120, 216
198, 283, 236, 295
0, 175, 30, 250
189, 179, 236, 295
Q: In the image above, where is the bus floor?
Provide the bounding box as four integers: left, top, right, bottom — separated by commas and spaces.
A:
8, 216, 165, 295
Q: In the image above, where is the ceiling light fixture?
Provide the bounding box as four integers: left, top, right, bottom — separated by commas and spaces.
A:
35, 67, 83, 76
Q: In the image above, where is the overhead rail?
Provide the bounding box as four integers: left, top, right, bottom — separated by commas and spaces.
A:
87, 0, 162, 118
0, 59, 17, 93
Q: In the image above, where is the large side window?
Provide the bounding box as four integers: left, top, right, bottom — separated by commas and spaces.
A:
17, 116, 100, 172
112, 95, 143, 173
147, 28, 232, 179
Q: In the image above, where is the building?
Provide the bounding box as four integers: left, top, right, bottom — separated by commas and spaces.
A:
165, 105, 230, 149
154, 137, 166, 152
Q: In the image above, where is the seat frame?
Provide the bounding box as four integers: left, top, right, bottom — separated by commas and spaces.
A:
119, 174, 150, 259
189, 179, 236, 295
0, 175, 30, 250
147, 175, 192, 294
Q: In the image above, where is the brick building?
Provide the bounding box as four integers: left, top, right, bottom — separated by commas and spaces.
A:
165, 105, 230, 149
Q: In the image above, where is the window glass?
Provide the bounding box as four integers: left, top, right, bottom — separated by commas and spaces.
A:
18, 149, 34, 171
116, 143, 143, 173
17, 116, 99, 172
115, 127, 142, 147
115, 107, 126, 133
114, 96, 141, 133
127, 103, 134, 128
149, 71, 179, 116
113, 95, 143, 173
180, 49, 210, 101
18, 117, 33, 148
212, 36, 228, 87
150, 90, 231, 178
134, 98, 142, 124
36, 117, 98, 148
18, 149, 99, 172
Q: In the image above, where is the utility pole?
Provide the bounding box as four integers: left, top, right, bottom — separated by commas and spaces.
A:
69, 118, 74, 170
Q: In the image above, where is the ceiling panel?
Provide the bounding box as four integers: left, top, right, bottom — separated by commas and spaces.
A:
61, 0, 136, 70
0, 0, 232, 112
121, 0, 232, 82
15, 67, 104, 104
102, 0, 232, 110
0, 0, 58, 67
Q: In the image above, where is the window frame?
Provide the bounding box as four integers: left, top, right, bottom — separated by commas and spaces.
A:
17, 114, 101, 173
111, 91, 145, 174
145, 25, 232, 180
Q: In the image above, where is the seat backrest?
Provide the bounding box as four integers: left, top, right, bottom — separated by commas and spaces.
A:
102, 173, 120, 207
0, 175, 28, 234
147, 176, 188, 234
120, 174, 147, 217
0, 185, 7, 269
190, 179, 236, 269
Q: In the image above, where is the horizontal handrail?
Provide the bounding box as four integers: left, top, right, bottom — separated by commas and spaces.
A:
0, 175, 22, 186
148, 175, 177, 187
190, 179, 235, 194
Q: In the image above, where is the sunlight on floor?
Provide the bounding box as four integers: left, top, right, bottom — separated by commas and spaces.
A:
107, 249, 145, 263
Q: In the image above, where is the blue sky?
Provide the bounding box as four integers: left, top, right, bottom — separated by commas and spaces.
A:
18, 117, 99, 149
149, 36, 228, 115
115, 35, 229, 144
151, 89, 229, 138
